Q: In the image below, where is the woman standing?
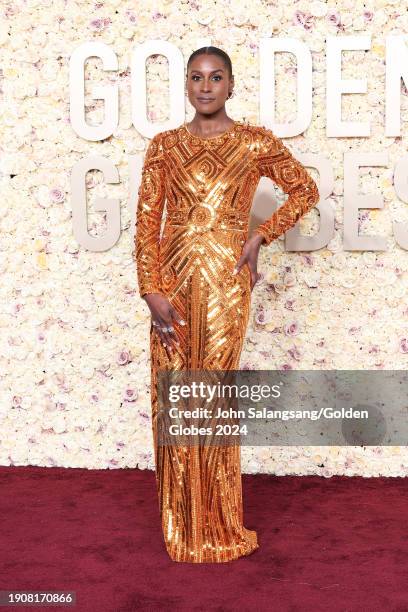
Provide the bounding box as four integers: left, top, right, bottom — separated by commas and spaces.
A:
135, 46, 320, 563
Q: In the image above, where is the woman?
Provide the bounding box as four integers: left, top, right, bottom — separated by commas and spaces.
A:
135, 46, 320, 563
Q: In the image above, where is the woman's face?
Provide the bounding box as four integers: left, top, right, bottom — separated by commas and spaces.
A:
185, 54, 233, 115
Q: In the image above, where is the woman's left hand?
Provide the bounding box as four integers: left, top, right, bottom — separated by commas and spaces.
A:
233, 233, 265, 292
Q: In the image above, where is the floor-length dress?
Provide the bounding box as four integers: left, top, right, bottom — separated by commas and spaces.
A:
135, 120, 320, 562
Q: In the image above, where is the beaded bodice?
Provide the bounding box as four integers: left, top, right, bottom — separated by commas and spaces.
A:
135, 120, 319, 297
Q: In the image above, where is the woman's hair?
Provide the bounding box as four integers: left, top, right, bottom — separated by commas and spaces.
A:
186, 46, 232, 78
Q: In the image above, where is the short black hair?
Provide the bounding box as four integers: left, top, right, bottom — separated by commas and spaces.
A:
186, 46, 233, 78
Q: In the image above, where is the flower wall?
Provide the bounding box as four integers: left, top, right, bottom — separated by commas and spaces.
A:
1, 0, 408, 475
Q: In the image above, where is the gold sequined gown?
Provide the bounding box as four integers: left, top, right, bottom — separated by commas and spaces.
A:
135, 120, 320, 563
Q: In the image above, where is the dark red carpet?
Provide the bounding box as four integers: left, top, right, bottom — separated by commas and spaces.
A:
1, 465, 408, 611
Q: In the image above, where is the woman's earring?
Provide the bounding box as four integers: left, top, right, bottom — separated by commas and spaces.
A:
227, 90, 235, 99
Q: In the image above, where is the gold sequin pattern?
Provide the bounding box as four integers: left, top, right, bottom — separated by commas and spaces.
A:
135, 121, 320, 562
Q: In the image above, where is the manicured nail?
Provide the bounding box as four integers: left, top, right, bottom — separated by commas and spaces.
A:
232, 268, 238, 275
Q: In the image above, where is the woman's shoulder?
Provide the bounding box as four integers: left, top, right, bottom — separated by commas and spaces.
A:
148, 125, 185, 151
235, 120, 278, 143
144, 128, 180, 158
235, 121, 280, 154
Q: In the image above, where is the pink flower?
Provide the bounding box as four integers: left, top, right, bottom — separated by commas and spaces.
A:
255, 306, 266, 325
50, 187, 65, 203
280, 363, 293, 370
399, 338, 408, 353
89, 18, 105, 31
255, 312, 266, 325
358, 210, 370, 230
117, 350, 131, 365
284, 322, 299, 336
125, 10, 137, 24
302, 254, 313, 266
363, 11, 373, 21
283, 272, 296, 287
4, 6, 16, 17
327, 10, 341, 27
293, 10, 314, 30
124, 388, 137, 402
288, 346, 302, 361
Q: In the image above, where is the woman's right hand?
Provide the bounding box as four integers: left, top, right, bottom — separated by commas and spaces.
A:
143, 293, 186, 358
233, 232, 264, 292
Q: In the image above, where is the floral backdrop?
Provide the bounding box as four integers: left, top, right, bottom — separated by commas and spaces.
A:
1, 0, 408, 476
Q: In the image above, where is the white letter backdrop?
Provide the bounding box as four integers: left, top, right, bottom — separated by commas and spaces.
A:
1, 0, 408, 476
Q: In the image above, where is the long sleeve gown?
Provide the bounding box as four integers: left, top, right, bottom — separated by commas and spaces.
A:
135, 120, 320, 563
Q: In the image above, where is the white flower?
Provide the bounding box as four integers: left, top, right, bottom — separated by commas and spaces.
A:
303, 270, 320, 288
196, 9, 215, 25
233, 11, 249, 26
309, 1, 327, 17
